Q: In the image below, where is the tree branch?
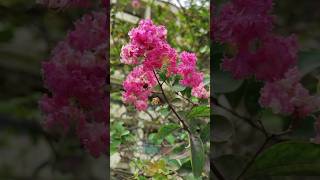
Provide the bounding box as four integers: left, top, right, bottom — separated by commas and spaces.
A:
152, 70, 191, 134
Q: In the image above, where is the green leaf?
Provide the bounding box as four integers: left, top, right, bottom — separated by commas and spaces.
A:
298, 51, 320, 76
187, 106, 210, 119
159, 72, 167, 81
246, 141, 320, 178
213, 155, 247, 180
172, 84, 186, 92
213, 70, 243, 93
190, 134, 205, 178
212, 115, 233, 142
156, 123, 181, 140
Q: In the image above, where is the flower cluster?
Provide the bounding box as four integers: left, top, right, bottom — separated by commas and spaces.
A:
121, 19, 209, 111
259, 68, 320, 118
215, 0, 320, 141
215, 0, 298, 81
39, 11, 108, 158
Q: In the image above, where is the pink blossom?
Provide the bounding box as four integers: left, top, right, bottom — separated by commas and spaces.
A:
120, 44, 143, 65
67, 12, 107, 52
143, 42, 177, 73
120, 20, 209, 111
216, 0, 298, 81
128, 19, 167, 51
122, 65, 157, 111
131, 0, 141, 9
250, 35, 298, 81
77, 120, 109, 158
40, 11, 108, 157
192, 83, 209, 99
221, 51, 254, 79
259, 68, 320, 118
177, 52, 204, 88
215, 0, 273, 44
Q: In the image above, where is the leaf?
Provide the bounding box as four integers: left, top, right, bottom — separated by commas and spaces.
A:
298, 51, 320, 76
190, 134, 205, 178
172, 84, 186, 92
156, 123, 180, 140
245, 141, 320, 178
213, 70, 243, 93
0, 25, 14, 42
187, 106, 210, 119
213, 155, 247, 180
159, 72, 167, 81
212, 115, 233, 142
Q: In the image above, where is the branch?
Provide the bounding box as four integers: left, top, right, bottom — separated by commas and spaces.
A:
236, 126, 294, 179
212, 99, 268, 136
236, 135, 272, 180
211, 163, 226, 180
152, 70, 191, 134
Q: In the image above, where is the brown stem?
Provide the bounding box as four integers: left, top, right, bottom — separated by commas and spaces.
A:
237, 127, 293, 179
212, 99, 268, 136
236, 135, 273, 180
212, 163, 226, 180
153, 70, 191, 134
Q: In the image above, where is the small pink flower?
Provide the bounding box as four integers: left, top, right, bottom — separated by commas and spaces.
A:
192, 83, 209, 99
259, 68, 320, 118
120, 44, 143, 65
135, 100, 148, 111
122, 65, 157, 111
131, 0, 141, 9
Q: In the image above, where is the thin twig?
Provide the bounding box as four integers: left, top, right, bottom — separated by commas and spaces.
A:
212, 100, 266, 135
236, 135, 273, 180
211, 163, 226, 180
153, 70, 191, 134
237, 127, 293, 179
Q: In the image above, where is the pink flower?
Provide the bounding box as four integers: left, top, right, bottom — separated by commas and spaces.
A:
122, 65, 157, 111
143, 42, 177, 73
67, 12, 107, 52
221, 50, 254, 79
215, 0, 273, 44
178, 52, 197, 75
120, 20, 209, 110
177, 52, 206, 90
128, 19, 167, 50
250, 35, 298, 81
77, 120, 109, 158
120, 44, 143, 65
216, 0, 298, 81
131, 0, 141, 9
40, 11, 108, 157
135, 100, 148, 111
180, 71, 204, 88
192, 83, 209, 99
259, 68, 320, 118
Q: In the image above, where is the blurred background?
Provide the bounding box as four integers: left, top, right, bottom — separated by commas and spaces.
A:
0, 0, 106, 179
212, 0, 320, 179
